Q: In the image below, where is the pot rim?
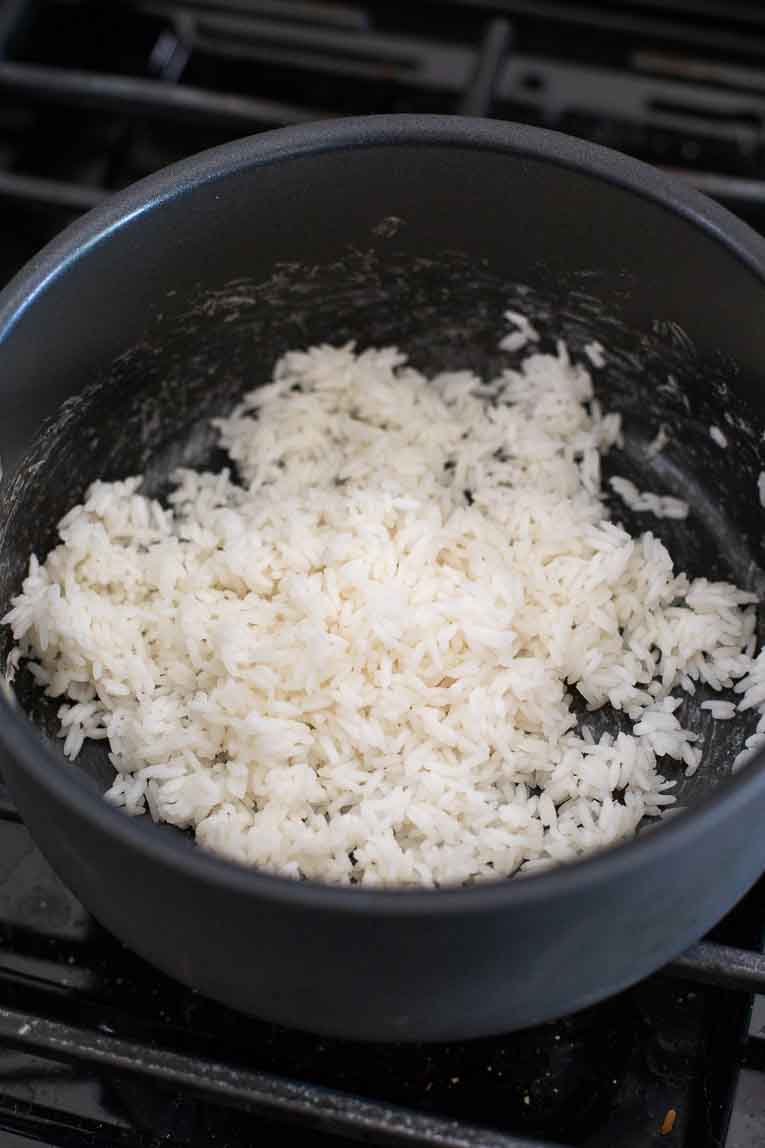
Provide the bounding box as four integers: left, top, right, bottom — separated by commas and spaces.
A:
1, 112, 765, 916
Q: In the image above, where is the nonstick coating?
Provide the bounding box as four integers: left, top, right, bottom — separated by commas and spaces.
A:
1, 116, 765, 1040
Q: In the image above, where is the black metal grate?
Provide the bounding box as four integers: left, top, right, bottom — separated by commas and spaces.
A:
0, 1, 765, 244
0, 3, 765, 1146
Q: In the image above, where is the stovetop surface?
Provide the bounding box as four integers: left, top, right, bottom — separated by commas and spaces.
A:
2, 3, 765, 1146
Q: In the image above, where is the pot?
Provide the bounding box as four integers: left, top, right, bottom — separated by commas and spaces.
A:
1, 115, 765, 1041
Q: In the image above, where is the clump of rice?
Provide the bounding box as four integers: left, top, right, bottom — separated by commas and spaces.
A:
499, 310, 539, 353
609, 476, 689, 521
732, 645, 765, 770
2, 324, 761, 886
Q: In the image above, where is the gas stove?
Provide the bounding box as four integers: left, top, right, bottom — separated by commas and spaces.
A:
1, 3, 765, 1145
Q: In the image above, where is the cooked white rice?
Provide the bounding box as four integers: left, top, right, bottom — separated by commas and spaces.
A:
583, 341, 606, 369
609, 475, 689, 520
499, 310, 540, 353
2, 324, 762, 886
700, 699, 736, 720
709, 425, 728, 449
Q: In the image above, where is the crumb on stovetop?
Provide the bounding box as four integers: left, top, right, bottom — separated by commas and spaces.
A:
660, 1107, 677, 1135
